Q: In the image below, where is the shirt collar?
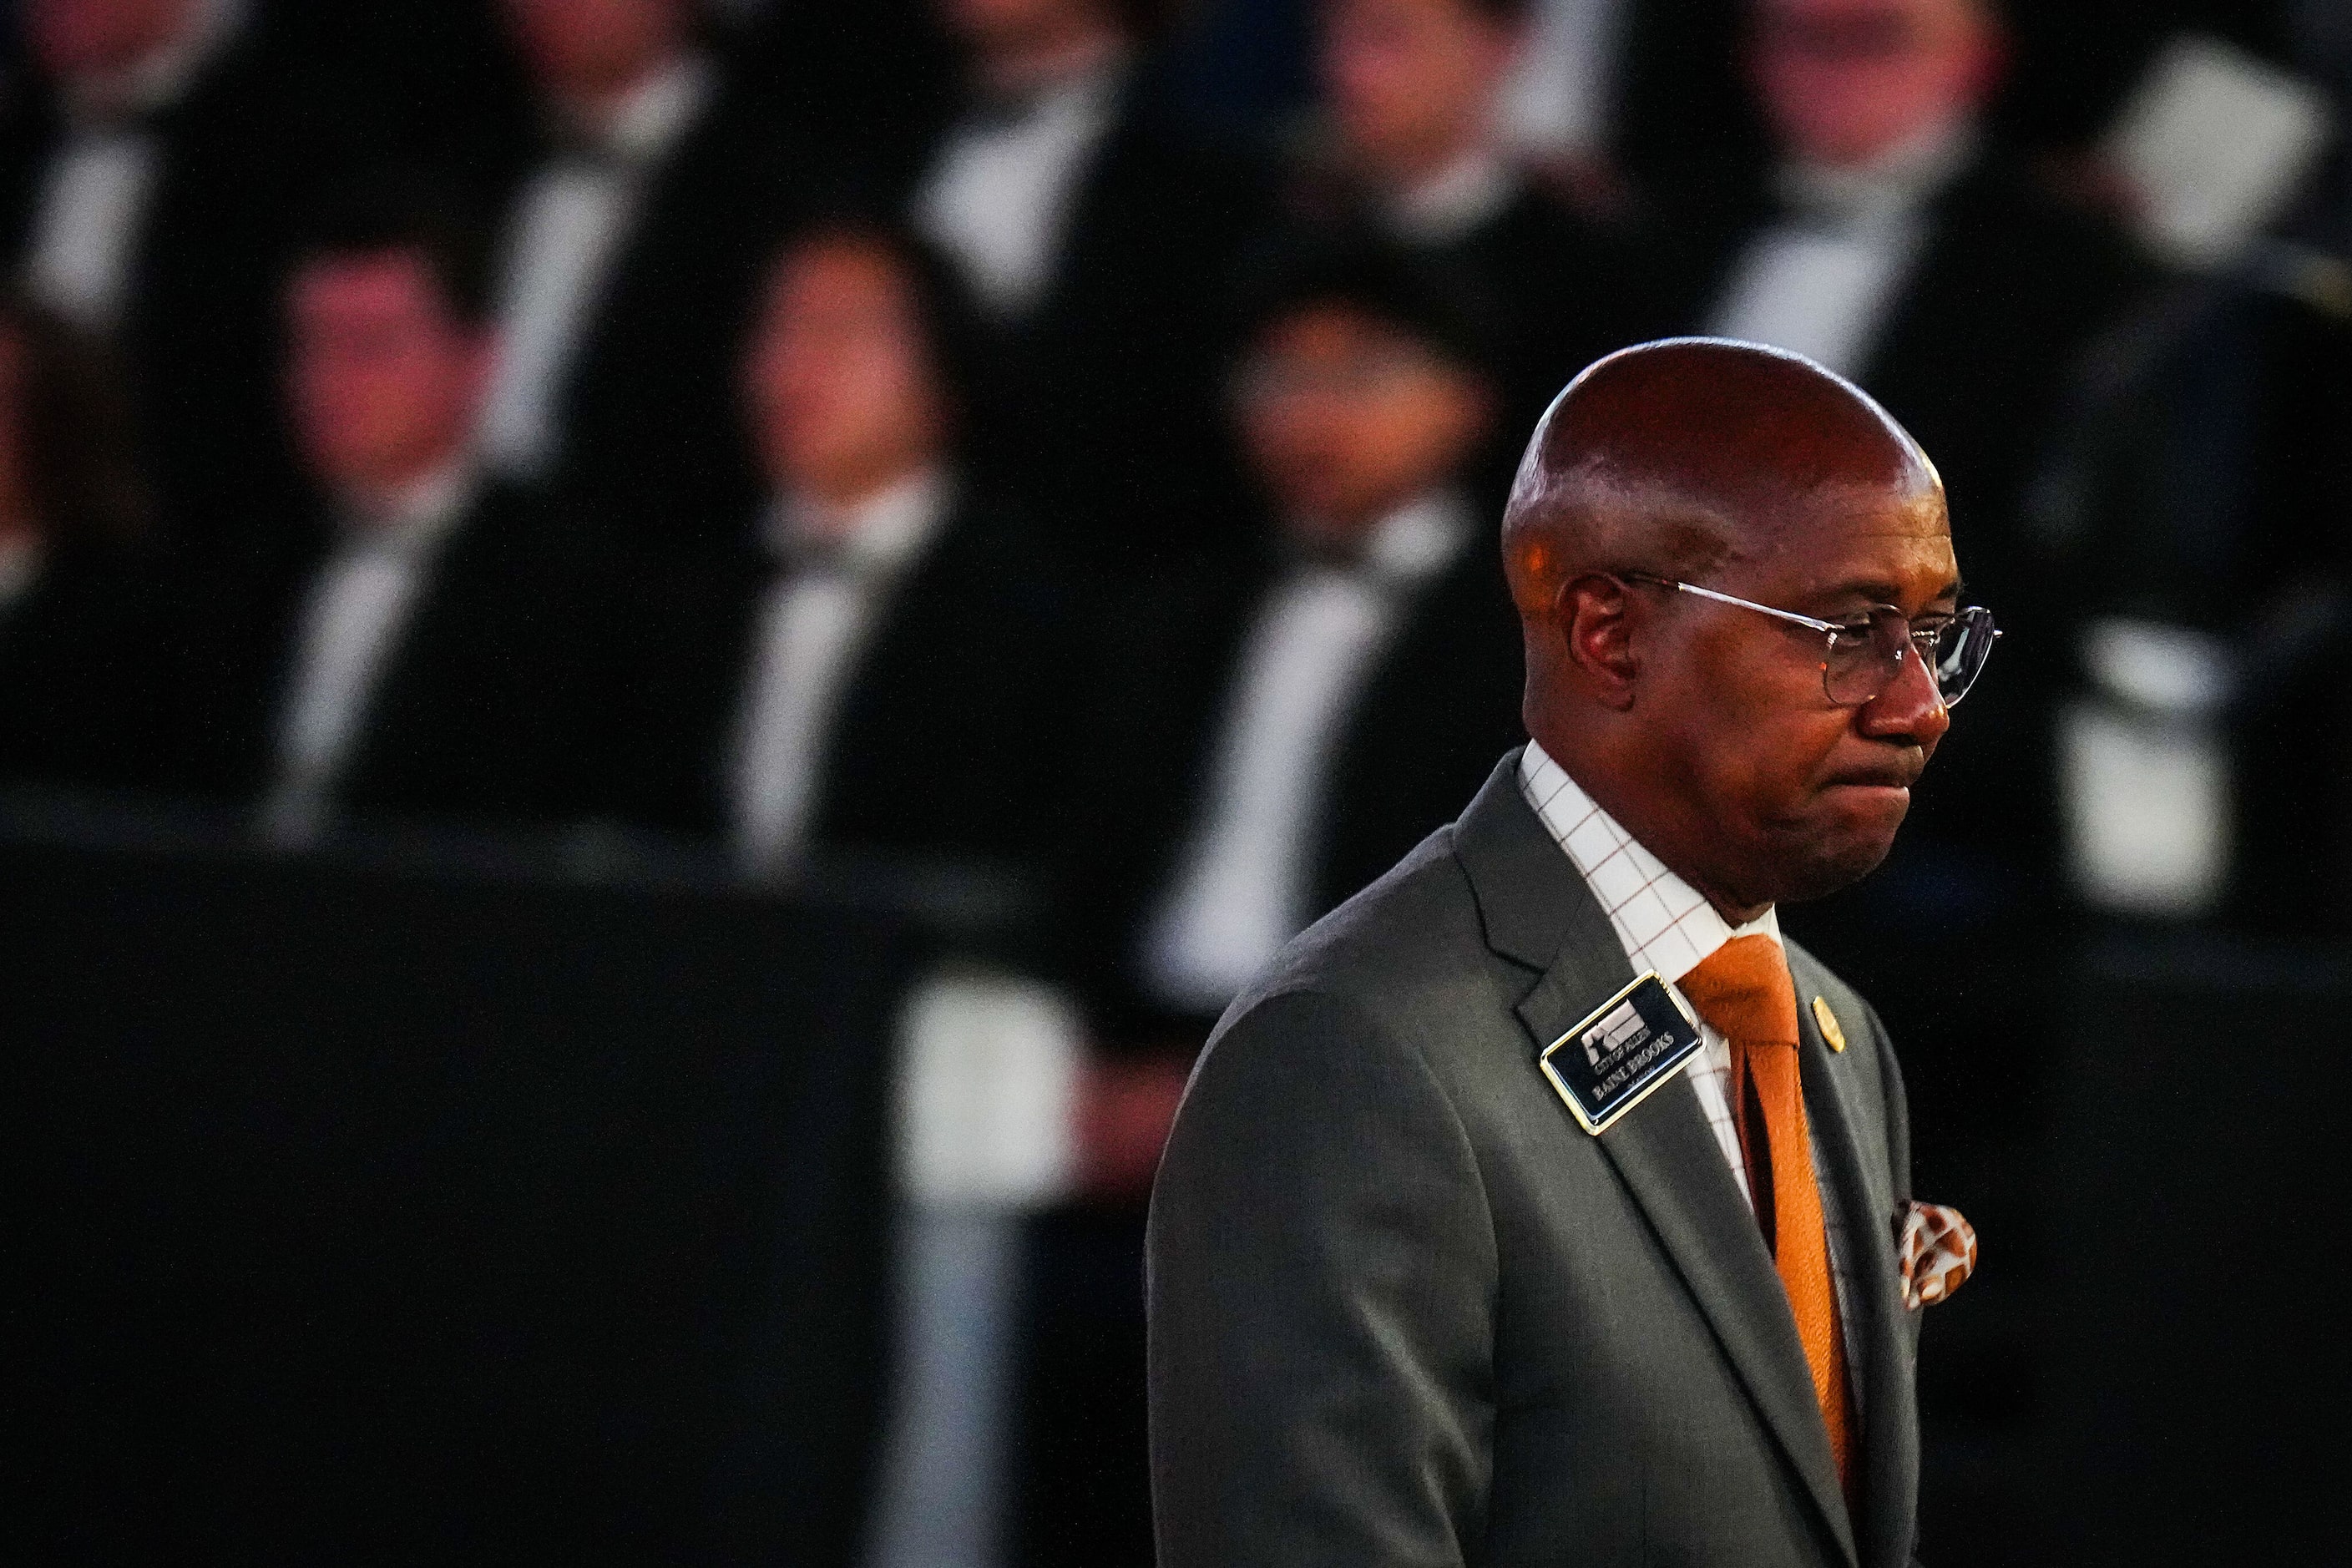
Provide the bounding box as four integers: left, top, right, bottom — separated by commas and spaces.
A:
1518, 739, 1781, 983
569, 50, 713, 169
967, 48, 1127, 132
65, 0, 245, 125
1386, 149, 1517, 245
338, 461, 478, 560
766, 467, 953, 579
1776, 115, 1978, 229
1287, 488, 1474, 585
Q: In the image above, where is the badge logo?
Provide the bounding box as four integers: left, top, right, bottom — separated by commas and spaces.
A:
1811, 994, 1847, 1052
1539, 972, 1705, 1135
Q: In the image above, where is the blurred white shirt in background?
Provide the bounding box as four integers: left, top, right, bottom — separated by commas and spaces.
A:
1707, 120, 1974, 378
914, 62, 1122, 320
1500, 0, 1626, 160
1385, 149, 1516, 246
264, 463, 477, 844
731, 469, 950, 868
478, 54, 712, 478
1142, 490, 1470, 1013
22, 0, 245, 329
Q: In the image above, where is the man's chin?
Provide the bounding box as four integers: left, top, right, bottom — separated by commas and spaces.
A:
1773, 820, 1904, 904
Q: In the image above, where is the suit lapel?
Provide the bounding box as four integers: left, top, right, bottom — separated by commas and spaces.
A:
1793, 962, 1918, 1568
1454, 755, 1860, 1567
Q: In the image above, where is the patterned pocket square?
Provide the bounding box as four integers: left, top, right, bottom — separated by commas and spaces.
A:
1894, 1200, 1976, 1308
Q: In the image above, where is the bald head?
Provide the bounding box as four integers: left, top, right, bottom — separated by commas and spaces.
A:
1505, 338, 1960, 918
1504, 338, 1940, 615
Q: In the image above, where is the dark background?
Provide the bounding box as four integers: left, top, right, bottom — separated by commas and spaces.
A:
1, 0, 2349, 1563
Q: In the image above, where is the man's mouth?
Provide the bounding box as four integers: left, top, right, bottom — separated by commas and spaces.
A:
1821, 761, 1923, 794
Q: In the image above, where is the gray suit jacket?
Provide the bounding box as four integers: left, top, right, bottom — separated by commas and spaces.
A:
1147, 751, 1922, 1566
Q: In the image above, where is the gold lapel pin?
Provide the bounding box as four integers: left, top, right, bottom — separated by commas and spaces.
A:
1812, 995, 1847, 1053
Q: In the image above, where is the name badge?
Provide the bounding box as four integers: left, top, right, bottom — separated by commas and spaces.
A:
1539, 971, 1705, 1135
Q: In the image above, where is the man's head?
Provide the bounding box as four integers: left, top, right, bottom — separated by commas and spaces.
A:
1232, 241, 1495, 550
741, 221, 973, 522
27, 0, 193, 83
499, 0, 692, 113
1504, 339, 1959, 915
285, 189, 494, 512
1318, 0, 1529, 190
1748, 0, 2004, 169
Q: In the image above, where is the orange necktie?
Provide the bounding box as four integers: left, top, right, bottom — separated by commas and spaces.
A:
1677, 933, 1854, 1495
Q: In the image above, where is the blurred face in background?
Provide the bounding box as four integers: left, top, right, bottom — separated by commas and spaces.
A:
501, 0, 688, 110
286, 251, 491, 510
742, 235, 947, 522
28, 0, 192, 81
1750, 0, 2002, 169
1320, 0, 1521, 188
1237, 304, 1490, 549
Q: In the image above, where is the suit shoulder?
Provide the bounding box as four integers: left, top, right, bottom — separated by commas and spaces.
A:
1210, 826, 1504, 1065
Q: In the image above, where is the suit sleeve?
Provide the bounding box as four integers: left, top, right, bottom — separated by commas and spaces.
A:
1146, 988, 1498, 1568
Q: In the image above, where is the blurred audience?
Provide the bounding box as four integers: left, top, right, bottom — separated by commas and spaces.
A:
913, 0, 1273, 565
0, 294, 166, 790
0, 8, 2340, 1565
1662, 0, 2157, 897
1293, 0, 1663, 440
165, 185, 584, 841
1642, 0, 2167, 1337
1520, 0, 1768, 188
478, 0, 800, 548
1015, 233, 1524, 1568
1076, 235, 1522, 1052
0, 0, 345, 544
2041, 252, 2352, 935
584, 217, 1087, 889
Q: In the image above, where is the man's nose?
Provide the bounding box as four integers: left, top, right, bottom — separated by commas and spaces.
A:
1858, 641, 1950, 747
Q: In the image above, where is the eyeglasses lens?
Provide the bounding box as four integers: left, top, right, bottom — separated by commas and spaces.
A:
1933, 606, 1997, 706
1821, 606, 1997, 707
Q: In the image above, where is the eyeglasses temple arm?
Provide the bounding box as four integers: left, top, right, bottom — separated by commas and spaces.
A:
1667, 579, 1844, 635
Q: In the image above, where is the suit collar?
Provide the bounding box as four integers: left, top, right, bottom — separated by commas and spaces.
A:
1454, 751, 1862, 1565
1453, 749, 1583, 972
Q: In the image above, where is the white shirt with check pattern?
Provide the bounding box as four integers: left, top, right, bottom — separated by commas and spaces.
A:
1519, 741, 1864, 1409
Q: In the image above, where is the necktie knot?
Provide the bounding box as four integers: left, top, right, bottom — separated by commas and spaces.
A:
1676, 933, 1799, 1047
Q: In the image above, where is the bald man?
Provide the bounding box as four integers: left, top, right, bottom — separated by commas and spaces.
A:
1147, 339, 1993, 1567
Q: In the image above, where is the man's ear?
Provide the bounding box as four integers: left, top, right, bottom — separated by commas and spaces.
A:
1559, 573, 1640, 711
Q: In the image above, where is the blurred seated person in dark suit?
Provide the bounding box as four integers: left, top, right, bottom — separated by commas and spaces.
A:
584, 218, 1085, 887
1652, 0, 2157, 1237
2036, 258, 2352, 935
0, 294, 169, 791
479, 0, 799, 547
1077, 236, 1523, 1055
169, 187, 583, 842
1680, 0, 2150, 622
913, 0, 1272, 564
1662, 0, 2154, 898
1295, 0, 1662, 437
0, 0, 345, 544
723, 0, 960, 191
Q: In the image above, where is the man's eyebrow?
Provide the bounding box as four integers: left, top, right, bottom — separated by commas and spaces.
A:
1816, 575, 1965, 607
